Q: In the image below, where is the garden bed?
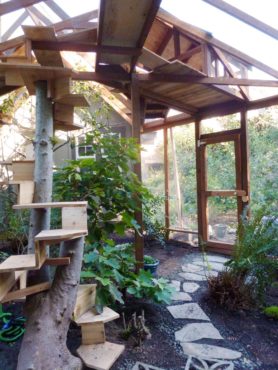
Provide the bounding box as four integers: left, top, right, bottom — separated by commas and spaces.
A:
1, 241, 277, 370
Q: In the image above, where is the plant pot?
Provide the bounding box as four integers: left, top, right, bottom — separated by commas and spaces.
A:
144, 259, 159, 275
214, 224, 227, 239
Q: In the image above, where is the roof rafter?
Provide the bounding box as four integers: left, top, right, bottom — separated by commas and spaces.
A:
0, 0, 44, 16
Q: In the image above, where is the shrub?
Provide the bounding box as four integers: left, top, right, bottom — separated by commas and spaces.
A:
264, 306, 278, 319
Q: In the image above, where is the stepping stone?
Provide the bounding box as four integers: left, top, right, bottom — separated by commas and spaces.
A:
179, 272, 207, 281
194, 269, 219, 278
169, 280, 181, 291
185, 356, 234, 370
194, 260, 225, 271
183, 282, 200, 293
182, 263, 204, 273
181, 343, 242, 360
167, 303, 210, 321
206, 255, 229, 264
175, 323, 223, 342
171, 291, 192, 301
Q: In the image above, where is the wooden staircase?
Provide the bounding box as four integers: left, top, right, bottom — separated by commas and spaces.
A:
0, 200, 124, 369
74, 284, 125, 370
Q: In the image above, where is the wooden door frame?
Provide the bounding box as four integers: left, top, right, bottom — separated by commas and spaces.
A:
195, 111, 250, 254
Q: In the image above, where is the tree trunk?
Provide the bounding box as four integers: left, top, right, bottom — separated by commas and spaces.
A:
17, 81, 83, 369
17, 238, 84, 370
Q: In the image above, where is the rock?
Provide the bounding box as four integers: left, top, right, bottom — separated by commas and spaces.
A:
206, 255, 229, 264
167, 303, 210, 321
194, 269, 219, 278
182, 263, 203, 273
183, 282, 200, 293
181, 343, 242, 360
169, 280, 181, 292
175, 322, 223, 342
193, 260, 225, 272
171, 292, 192, 301
179, 272, 207, 281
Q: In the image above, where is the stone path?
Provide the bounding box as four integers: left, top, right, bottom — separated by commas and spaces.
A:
131, 253, 243, 370
167, 253, 242, 369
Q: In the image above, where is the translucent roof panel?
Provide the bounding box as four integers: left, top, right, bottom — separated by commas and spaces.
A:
161, 0, 278, 70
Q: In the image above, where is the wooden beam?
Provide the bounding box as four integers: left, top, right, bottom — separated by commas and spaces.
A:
31, 40, 142, 56
53, 10, 98, 32
27, 5, 52, 26
206, 190, 246, 197
1, 11, 28, 41
203, 0, 278, 40
1, 282, 51, 303
131, 75, 144, 270
170, 45, 202, 62
0, 0, 43, 16
173, 28, 180, 59
240, 109, 250, 214
136, 73, 278, 87
157, 8, 278, 79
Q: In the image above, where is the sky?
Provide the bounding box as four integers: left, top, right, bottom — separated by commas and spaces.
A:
0, 0, 277, 72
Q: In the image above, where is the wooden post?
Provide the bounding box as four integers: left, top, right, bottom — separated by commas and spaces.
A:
195, 119, 208, 245
240, 109, 250, 216
131, 75, 144, 270
163, 127, 170, 239
170, 127, 183, 227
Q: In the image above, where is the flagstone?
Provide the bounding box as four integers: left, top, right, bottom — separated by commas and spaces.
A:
183, 282, 200, 293
169, 280, 181, 291
194, 269, 219, 278
167, 303, 210, 321
206, 255, 229, 264
175, 322, 223, 342
181, 343, 242, 360
182, 263, 204, 273
179, 272, 207, 281
171, 291, 192, 301
194, 260, 226, 271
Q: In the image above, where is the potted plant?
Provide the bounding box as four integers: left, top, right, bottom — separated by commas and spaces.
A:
144, 255, 159, 275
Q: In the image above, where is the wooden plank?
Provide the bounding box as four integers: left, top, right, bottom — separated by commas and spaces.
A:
203, 0, 278, 40
62, 206, 88, 231
46, 0, 69, 20
9, 181, 34, 205
81, 322, 105, 345
240, 109, 250, 215
54, 121, 84, 132
168, 227, 198, 235
73, 284, 97, 321
1, 11, 29, 42
77, 341, 125, 370
13, 201, 87, 209
0, 254, 37, 273
75, 306, 119, 325
34, 229, 87, 242
35, 241, 47, 268
0, 272, 16, 301
157, 8, 278, 79
1, 282, 51, 303
164, 127, 170, 239
5, 70, 25, 86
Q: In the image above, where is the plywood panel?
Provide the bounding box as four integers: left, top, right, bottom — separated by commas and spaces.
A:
12, 160, 34, 181
62, 206, 88, 231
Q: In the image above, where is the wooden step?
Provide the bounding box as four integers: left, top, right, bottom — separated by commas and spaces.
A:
13, 201, 87, 209
77, 341, 125, 370
75, 307, 120, 325
73, 284, 97, 321
0, 254, 37, 273
54, 121, 84, 131
54, 94, 90, 107
34, 229, 87, 242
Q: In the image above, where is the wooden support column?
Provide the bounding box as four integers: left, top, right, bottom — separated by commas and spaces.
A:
163, 127, 170, 239
195, 119, 208, 245
240, 109, 250, 216
131, 75, 144, 270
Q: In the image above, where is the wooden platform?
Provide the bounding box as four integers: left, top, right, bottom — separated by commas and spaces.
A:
77, 342, 125, 370
34, 229, 87, 242
0, 254, 37, 273
75, 306, 120, 325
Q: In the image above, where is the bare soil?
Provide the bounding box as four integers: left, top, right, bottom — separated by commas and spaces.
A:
1, 241, 277, 370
